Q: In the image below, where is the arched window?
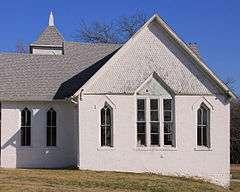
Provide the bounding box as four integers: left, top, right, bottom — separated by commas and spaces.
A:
47, 108, 57, 146
100, 104, 113, 147
197, 104, 210, 147
21, 108, 31, 146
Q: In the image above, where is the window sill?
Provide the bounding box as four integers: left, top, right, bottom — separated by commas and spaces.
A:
133, 147, 177, 151
194, 147, 212, 151
97, 147, 116, 151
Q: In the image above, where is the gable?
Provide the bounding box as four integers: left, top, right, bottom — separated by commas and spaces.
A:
83, 16, 227, 97
136, 73, 172, 99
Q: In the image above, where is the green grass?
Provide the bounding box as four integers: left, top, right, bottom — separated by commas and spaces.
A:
0, 166, 239, 192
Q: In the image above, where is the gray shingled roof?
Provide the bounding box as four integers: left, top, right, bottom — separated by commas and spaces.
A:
0, 43, 121, 101
32, 26, 64, 46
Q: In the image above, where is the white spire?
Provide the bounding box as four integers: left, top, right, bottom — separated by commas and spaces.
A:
49, 11, 54, 26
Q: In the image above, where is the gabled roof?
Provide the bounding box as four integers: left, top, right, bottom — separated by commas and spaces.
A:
0, 43, 121, 101
31, 26, 64, 46
81, 14, 236, 99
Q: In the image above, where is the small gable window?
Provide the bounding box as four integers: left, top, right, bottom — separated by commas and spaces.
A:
197, 104, 210, 147
47, 108, 57, 146
100, 103, 113, 147
21, 108, 31, 146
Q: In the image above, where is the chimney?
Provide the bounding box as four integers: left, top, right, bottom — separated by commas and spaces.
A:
188, 42, 201, 59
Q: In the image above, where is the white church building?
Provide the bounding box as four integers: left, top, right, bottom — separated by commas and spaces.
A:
0, 13, 236, 187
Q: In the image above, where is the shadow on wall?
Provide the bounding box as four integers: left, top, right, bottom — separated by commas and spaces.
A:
1, 104, 76, 168
148, 22, 228, 105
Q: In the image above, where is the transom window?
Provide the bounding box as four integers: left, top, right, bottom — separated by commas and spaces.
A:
136, 98, 174, 147
197, 104, 210, 147
21, 108, 31, 146
100, 103, 113, 147
47, 108, 57, 146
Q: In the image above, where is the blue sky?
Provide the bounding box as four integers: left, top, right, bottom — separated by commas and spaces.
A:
0, 0, 239, 95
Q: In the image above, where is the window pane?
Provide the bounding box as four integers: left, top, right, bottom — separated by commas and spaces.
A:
101, 126, 105, 146
197, 109, 202, 125
47, 127, 51, 146
47, 111, 51, 126
26, 110, 31, 126
21, 127, 25, 146
151, 122, 159, 133
164, 134, 172, 145
101, 109, 105, 125
203, 126, 207, 146
137, 134, 146, 146
164, 122, 172, 133
106, 108, 111, 125
164, 99, 172, 110
137, 111, 145, 121
203, 109, 208, 125
52, 111, 57, 126
137, 123, 146, 134
137, 99, 145, 110
197, 126, 202, 146
52, 127, 57, 146
21, 111, 26, 126
26, 127, 31, 146
164, 111, 172, 122
106, 126, 112, 146
151, 111, 159, 121
150, 99, 158, 110
151, 134, 160, 145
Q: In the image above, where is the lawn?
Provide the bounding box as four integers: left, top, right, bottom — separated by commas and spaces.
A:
0, 166, 239, 192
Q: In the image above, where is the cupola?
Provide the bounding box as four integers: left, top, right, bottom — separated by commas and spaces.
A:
30, 12, 64, 55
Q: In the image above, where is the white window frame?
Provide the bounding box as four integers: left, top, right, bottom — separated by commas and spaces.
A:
136, 96, 175, 148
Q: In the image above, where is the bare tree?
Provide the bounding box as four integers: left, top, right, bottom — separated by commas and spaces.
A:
231, 99, 240, 164
224, 77, 236, 91
117, 11, 147, 42
74, 11, 148, 44
16, 40, 28, 53
75, 21, 119, 44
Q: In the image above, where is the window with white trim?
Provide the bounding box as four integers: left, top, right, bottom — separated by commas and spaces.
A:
21, 108, 31, 146
100, 103, 113, 147
163, 99, 173, 146
47, 108, 57, 146
197, 104, 210, 147
136, 98, 175, 147
137, 99, 146, 146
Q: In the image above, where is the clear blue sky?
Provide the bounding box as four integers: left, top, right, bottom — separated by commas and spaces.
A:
0, 0, 239, 95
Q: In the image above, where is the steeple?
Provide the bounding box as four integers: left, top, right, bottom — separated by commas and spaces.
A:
49, 11, 54, 26
30, 12, 64, 55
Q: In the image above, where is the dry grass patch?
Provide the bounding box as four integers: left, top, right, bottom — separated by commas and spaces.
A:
0, 168, 232, 192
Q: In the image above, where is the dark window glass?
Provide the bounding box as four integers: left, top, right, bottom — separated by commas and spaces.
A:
137, 99, 145, 110
163, 99, 173, 146
197, 105, 210, 147
47, 108, 57, 146
100, 104, 113, 147
137, 123, 146, 146
21, 108, 31, 146
150, 99, 160, 146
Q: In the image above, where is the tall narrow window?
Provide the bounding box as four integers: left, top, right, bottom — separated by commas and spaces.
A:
101, 104, 113, 147
47, 108, 57, 146
163, 99, 173, 146
21, 108, 31, 146
137, 99, 146, 146
150, 99, 160, 146
197, 104, 210, 147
